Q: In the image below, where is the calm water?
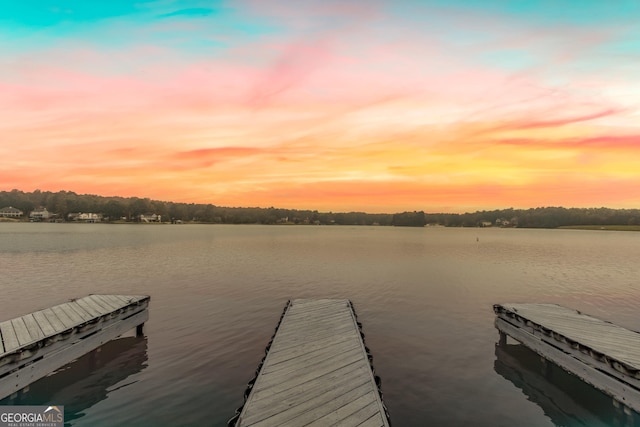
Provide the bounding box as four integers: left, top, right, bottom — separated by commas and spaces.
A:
1, 223, 639, 426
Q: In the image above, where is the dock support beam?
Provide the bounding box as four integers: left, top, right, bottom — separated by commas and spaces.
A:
136, 323, 145, 337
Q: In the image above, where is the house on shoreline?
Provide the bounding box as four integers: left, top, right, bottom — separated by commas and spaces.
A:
68, 212, 104, 222
29, 207, 54, 222
0, 206, 24, 218
139, 213, 161, 223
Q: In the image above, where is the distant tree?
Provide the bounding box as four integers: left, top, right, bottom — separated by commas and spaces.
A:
103, 200, 127, 221
392, 211, 426, 227
129, 198, 153, 220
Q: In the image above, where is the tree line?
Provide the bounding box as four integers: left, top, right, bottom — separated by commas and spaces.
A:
1, 189, 639, 228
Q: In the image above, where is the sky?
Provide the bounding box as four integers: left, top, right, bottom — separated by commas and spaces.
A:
1, 0, 639, 213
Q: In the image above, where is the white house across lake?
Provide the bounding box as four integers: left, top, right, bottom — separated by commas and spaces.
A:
0, 206, 24, 218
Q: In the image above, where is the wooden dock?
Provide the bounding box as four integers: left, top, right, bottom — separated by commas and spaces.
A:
0, 294, 149, 400
231, 299, 390, 426
494, 303, 640, 415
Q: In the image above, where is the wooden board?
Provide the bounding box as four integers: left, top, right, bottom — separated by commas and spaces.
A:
0, 321, 19, 353
11, 318, 33, 346
22, 314, 45, 342
88, 294, 118, 312
236, 299, 389, 427
78, 298, 105, 318
32, 311, 57, 337
40, 308, 67, 334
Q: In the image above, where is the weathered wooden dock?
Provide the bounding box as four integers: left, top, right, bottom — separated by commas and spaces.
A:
494, 303, 640, 415
231, 299, 390, 426
0, 294, 149, 399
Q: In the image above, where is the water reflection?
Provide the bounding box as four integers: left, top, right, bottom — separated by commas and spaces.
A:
494, 343, 639, 427
0, 336, 148, 424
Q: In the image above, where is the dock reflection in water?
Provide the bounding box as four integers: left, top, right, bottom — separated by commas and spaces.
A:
494, 343, 639, 427
0, 336, 148, 423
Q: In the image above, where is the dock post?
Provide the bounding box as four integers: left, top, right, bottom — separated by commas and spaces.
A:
612, 399, 636, 427
498, 330, 507, 346
540, 356, 551, 377
623, 405, 634, 427
136, 323, 145, 337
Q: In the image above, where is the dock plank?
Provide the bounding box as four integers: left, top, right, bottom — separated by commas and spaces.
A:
236, 299, 388, 427
247, 364, 371, 417
22, 314, 45, 342
32, 311, 57, 337
73, 298, 103, 318
58, 303, 85, 326
305, 391, 381, 426
91, 294, 121, 311
0, 321, 20, 353
112, 295, 144, 305
66, 301, 93, 322
11, 318, 33, 346
256, 382, 373, 427
357, 414, 386, 427
84, 295, 114, 315
51, 305, 76, 329
41, 308, 67, 333
258, 346, 364, 389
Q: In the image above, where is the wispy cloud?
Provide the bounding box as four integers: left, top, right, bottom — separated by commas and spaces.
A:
157, 7, 217, 19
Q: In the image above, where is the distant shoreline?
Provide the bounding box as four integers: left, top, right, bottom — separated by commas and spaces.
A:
2, 218, 640, 231
2, 190, 640, 228
557, 225, 640, 232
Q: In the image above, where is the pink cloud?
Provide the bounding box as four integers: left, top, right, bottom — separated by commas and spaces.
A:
488, 108, 625, 132
246, 39, 334, 108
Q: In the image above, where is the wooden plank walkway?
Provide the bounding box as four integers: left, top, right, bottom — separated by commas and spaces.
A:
494, 303, 640, 415
0, 294, 149, 399
234, 299, 389, 426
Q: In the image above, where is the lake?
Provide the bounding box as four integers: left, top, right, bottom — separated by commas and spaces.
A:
1, 223, 639, 426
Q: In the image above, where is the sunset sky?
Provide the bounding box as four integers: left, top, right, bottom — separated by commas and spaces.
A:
1, 0, 639, 213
